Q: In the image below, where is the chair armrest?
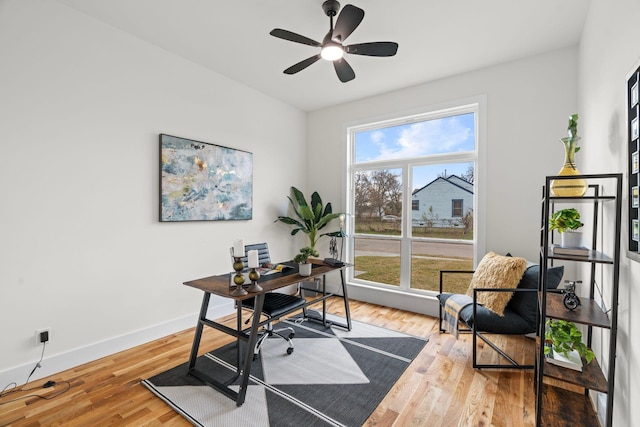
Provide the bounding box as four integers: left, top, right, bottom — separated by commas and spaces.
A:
439, 270, 475, 294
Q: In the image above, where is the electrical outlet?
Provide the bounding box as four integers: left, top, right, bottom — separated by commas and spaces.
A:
35, 328, 50, 345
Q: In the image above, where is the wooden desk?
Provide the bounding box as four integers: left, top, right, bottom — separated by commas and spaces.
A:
184, 260, 351, 406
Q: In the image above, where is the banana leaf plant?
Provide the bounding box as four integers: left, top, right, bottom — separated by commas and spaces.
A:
275, 186, 342, 251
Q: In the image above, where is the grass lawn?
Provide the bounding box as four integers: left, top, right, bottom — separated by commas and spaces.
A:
354, 254, 473, 294
355, 221, 473, 240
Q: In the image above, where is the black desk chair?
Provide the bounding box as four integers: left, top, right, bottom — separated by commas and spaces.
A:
234, 243, 307, 359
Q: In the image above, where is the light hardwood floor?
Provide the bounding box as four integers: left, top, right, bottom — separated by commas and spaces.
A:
0, 298, 536, 426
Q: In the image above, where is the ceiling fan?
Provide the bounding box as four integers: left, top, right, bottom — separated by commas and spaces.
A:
270, 1, 399, 83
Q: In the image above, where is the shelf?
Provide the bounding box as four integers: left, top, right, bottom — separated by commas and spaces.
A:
544, 293, 611, 328
539, 384, 599, 427
537, 174, 621, 427
546, 249, 614, 264
543, 353, 608, 393
547, 195, 616, 203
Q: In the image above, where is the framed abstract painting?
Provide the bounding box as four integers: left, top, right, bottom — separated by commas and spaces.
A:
159, 134, 253, 222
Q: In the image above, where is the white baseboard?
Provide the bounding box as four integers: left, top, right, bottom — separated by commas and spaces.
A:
347, 283, 439, 316
0, 301, 234, 388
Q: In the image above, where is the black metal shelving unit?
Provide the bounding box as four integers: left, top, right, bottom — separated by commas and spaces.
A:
535, 173, 622, 427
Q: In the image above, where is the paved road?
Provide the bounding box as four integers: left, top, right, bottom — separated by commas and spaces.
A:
355, 237, 472, 258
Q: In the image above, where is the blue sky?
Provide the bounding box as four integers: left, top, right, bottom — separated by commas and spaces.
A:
355, 113, 475, 190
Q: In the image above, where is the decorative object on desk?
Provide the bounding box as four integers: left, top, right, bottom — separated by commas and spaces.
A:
550, 114, 588, 197
274, 186, 342, 251
246, 249, 263, 292
561, 280, 581, 310
232, 238, 244, 257
544, 319, 595, 369
231, 256, 248, 296
230, 239, 248, 296
325, 213, 346, 266
549, 207, 584, 248
247, 267, 262, 292
159, 134, 253, 222
247, 249, 259, 268
142, 316, 428, 427
293, 246, 318, 276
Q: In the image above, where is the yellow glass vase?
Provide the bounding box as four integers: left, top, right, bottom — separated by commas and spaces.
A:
551, 137, 587, 197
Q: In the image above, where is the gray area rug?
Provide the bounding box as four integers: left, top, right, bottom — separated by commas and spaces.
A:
142, 314, 428, 427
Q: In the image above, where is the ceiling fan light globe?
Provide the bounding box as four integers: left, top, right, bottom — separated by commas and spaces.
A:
321, 45, 344, 61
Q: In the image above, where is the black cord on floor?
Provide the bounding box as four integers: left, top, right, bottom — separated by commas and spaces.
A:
0, 381, 71, 404
0, 341, 71, 404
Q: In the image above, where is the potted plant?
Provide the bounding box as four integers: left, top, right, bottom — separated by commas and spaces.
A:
293, 246, 318, 276
275, 186, 343, 251
549, 208, 584, 247
545, 319, 595, 368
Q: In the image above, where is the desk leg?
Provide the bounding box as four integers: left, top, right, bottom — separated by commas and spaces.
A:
236, 293, 264, 406
340, 270, 351, 330
340, 270, 352, 331
322, 269, 352, 331
236, 302, 243, 370
188, 292, 211, 370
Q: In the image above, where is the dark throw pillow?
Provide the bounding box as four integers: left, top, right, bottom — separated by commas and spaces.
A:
506, 264, 564, 330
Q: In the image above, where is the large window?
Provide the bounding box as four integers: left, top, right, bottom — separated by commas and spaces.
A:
346, 103, 480, 293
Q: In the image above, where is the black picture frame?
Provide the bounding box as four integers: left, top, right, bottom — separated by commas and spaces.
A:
627, 67, 640, 260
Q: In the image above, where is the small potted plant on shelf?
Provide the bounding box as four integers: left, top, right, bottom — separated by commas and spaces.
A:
293, 246, 319, 276
544, 319, 595, 371
549, 208, 584, 248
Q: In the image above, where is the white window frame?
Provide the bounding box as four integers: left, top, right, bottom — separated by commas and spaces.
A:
343, 96, 487, 300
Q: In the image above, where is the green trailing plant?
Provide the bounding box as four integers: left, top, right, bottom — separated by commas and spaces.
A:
275, 186, 342, 250
544, 319, 595, 364
293, 246, 319, 264
549, 208, 584, 234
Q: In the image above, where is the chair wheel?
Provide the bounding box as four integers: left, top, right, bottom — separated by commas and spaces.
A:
288, 332, 295, 339
287, 347, 294, 355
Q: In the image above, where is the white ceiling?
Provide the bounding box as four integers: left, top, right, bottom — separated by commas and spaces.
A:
55, 0, 590, 112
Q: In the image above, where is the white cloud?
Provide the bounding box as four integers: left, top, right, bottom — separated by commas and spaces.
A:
371, 116, 473, 161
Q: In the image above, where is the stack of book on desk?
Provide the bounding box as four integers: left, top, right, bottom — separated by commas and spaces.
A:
550, 244, 593, 257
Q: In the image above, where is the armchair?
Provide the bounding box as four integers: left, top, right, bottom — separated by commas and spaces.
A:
438, 252, 564, 369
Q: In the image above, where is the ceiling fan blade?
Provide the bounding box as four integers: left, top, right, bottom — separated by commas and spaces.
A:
283, 54, 322, 75
346, 42, 399, 57
270, 28, 321, 47
332, 4, 364, 43
333, 58, 355, 82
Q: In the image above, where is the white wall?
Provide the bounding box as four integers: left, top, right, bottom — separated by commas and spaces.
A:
307, 47, 578, 312
0, 0, 306, 384
579, 1, 640, 424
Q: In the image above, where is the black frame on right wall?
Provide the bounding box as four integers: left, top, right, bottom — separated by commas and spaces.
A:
627, 67, 640, 261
